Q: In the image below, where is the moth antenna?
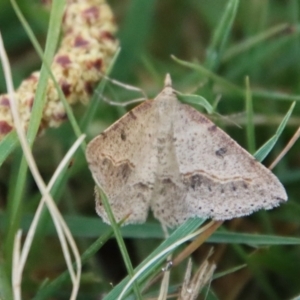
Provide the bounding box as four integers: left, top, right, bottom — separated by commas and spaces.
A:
164, 74, 172, 87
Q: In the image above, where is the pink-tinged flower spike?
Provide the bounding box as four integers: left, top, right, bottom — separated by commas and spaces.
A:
0, 0, 118, 140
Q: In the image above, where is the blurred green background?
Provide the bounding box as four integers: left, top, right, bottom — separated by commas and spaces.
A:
0, 0, 300, 299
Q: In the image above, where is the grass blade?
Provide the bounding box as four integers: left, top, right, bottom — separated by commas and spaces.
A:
205, 0, 239, 69
254, 102, 295, 162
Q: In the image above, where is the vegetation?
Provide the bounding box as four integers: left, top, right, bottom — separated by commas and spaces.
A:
0, 0, 300, 299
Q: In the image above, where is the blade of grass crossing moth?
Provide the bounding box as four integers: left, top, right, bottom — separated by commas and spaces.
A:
98, 189, 143, 300
254, 102, 295, 162
177, 94, 214, 114
103, 219, 205, 300
116, 222, 215, 300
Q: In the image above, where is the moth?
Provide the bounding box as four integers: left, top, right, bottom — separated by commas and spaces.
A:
86, 75, 287, 227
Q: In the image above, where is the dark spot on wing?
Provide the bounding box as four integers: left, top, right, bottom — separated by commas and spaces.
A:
243, 183, 248, 189
121, 130, 126, 141
120, 163, 131, 180
129, 110, 137, 120
135, 182, 149, 190
101, 132, 107, 139
158, 138, 166, 144
190, 174, 203, 190
102, 158, 108, 165
232, 184, 236, 191
162, 178, 173, 184
216, 147, 227, 157
208, 125, 217, 132
137, 193, 146, 202
112, 121, 120, 131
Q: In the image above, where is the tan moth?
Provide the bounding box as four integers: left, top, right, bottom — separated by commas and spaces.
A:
86, 75, 287, 227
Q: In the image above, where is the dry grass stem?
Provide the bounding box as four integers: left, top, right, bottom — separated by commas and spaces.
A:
0, 31, 81, 300
269, 126, 300, 170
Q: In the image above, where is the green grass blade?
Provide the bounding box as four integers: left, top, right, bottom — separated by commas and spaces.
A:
213, 264, 246, 279
252, 89, 300, 102
0, 131, 18, 167
11, 0, 83, 143
10, 0, 65, 143
0, 259, 12, 300
205, 0, 239, 69
178, 94, 214, 114
254, 101, 295, 162
172, 55, 243, 95
112, 0, 157, 81
222, 23, 291, 62
227, 26, 300, 79
104, 219, 205, 299
33, 227, 114, 300
97, 189, 143, 299
245, 76, 256, 154
80, 48, 121, 131
208, 232, 300, 246
4, 214, 300, 246
4, 0, 65, 273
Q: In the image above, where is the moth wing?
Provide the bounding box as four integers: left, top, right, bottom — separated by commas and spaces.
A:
86, 100, 158, 224
172, 102, 287, 220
